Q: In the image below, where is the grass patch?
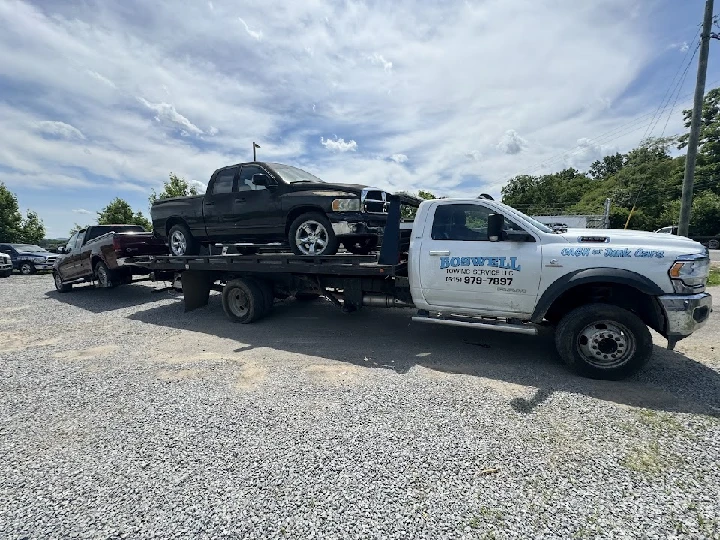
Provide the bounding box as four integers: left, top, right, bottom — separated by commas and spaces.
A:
623, 441, 663, 473
707, 266, 720, 287
636, 409, 683, 433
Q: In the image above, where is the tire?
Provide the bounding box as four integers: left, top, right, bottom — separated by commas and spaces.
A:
53, 272, 72, 293
288, 213, 338, 256
168, 223, 200, 256
0, 270, 10, 278
709, 239, 719, 250
19, 262, 35, 275
94, 261, 115, 289
344, 237, 378, 255
251, 279, 274, 315
221, 278, 266, 323
555, 303, 653, 380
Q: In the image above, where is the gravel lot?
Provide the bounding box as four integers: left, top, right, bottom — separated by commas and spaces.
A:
1, 275, 719, 539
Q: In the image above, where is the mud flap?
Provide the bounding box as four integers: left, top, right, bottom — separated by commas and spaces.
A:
181, 271, 214, 312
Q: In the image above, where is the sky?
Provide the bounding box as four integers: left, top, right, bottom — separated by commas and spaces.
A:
0, 0, 718, 238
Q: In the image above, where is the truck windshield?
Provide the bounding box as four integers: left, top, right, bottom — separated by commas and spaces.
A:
268, 163, 325, 184
492, 203, 554, 234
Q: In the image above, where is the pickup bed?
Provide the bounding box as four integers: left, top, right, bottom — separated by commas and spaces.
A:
53, 225, 167, 292
151, 161, 419, 257
131, 195, 712, 381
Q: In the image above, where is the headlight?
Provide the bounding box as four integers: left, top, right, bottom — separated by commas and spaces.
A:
668, 253, 709, 293
331, 198, 361, 212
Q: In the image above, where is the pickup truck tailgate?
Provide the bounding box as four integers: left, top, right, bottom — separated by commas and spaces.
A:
113, 233, 167, 257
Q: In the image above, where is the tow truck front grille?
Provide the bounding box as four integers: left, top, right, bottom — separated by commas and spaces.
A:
362, 189, 388, 214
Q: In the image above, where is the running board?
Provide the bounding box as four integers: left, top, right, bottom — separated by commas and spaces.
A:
412, 316, 538, 335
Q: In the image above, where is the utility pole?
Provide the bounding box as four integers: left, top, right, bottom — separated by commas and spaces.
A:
253, 142, 260, 161
679, 0, 714, 236
603, 198, 611, 229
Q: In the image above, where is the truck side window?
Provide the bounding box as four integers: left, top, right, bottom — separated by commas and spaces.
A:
212, 169, 236, 195
237, 165, 267, 191
65, 233, 78, 253
432, 204, 493, 241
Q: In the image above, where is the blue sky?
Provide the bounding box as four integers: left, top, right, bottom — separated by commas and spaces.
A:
0, 0, 718, 238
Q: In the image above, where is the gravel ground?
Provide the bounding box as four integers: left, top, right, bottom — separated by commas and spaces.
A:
1, 275, 719, 539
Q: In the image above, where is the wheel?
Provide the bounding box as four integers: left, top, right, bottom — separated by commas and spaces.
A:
288, 213, 338, 256
250, 279, 274, 315
0, 270, 10, 278
94, 261, 115, 289
344, 237, 378, 255
19, 262, 35, 275
295, 292, 320, 301
53, 272, 72, 293
168, 223, 200, 256
121, 273, 133, 285
555, 303, 653, 380
221, 278, 266, 323
709, 239, 719, 250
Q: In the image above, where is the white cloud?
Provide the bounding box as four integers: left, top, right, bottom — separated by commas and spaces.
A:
35, 120, 85, 140
208, 126, 219, 136
138, 98, 203, 135
321, 137, 358, 152
668, 41, 690, 53
497, 130, 527, 155
465, 151, 481, 161
369, 53, 393, 73
72, 208, 94, 215
238, 17, 262, 40
390, 153, 408, 163
85, 70, 116, 88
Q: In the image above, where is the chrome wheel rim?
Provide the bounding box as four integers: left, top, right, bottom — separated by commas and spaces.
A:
20, 264, 31, 275
170, 231, 187, 255
577, 320, 636, 368
295, 220, 329, 255
228, 288, 250, 318
54, 273, 63, 289
97, 266, 109, 287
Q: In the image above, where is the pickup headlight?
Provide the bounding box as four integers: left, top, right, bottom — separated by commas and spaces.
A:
331, 198, 361, 212
668, 253, 709, 293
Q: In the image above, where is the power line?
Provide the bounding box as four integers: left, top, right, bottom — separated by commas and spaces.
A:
658, 43, 700, 138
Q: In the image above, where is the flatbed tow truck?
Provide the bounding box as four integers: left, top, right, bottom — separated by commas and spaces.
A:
126, 195, 712, 380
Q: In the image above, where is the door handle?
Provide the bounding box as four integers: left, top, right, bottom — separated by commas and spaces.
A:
205, 202, 215, 207
429, 250, 450, 256
234, 198, 246, 203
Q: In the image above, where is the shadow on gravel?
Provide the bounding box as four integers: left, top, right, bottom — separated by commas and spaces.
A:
45, 283, 177, 313
123, 294, 720, 417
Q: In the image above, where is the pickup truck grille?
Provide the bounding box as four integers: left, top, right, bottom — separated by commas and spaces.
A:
362, 189, 388, 214
45, 256, 58, 264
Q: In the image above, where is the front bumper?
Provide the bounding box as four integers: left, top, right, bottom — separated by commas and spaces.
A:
32, 262, 55, 271
0, 263, 12, 272
329, 212, 387, 237
658, 292, 712, 338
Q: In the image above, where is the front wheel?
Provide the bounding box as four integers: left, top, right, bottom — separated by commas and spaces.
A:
54, 272, 72, 293
19, 262, 35, 275
288, 213, 338, 256
555, 303, 653, 380
168, 223, 200, 256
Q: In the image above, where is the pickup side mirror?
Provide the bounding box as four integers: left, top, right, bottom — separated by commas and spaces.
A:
252, 174, 272, 187
487, 213, 504, 242
57, 247, 66, 254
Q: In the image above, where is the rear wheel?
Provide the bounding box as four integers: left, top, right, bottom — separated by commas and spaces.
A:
222, 278, 266, 323
555, 303, 652, 380
0, 270, 11, 278
168, 223, 200, 256
19, 262, 35, 275
289, 213, 338, 256
94, 261, 115, 289
709, 239, 719, 250
54, 272, 72, 293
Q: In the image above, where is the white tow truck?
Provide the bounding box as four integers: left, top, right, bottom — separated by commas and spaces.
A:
130, 194, 712, 380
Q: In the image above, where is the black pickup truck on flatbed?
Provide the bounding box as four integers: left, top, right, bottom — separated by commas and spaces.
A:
150, 161, 419, 257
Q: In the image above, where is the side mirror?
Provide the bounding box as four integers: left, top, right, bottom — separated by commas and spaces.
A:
487, 213, 504, 242
57, 247, 66, 254
252, 174, 271, 187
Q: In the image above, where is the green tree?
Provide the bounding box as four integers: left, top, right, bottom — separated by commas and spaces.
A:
149, 172, 199, 204
677, 87, 720, 188
20, 210, 45, 244
97, 198, 152, 231
588, 153, 626, 180
400, 189, 438, 219
0, 183, 23, 242
501, 168, 593, 216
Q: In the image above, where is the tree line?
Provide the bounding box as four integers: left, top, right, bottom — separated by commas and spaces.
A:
1, 87, 718, 242
501, 87, 720, 234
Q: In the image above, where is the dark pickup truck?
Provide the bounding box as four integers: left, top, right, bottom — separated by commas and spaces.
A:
52, 225, 167, 292
151, 161, 419, 256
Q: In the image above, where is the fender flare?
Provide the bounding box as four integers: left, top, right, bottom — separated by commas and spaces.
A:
531, 268, 665, 323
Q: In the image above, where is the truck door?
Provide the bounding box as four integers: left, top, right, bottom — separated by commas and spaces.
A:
417, 202, 542, 317
203, 166, 239, 242
231, 164, 282, 242
58, 232, 85, 280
